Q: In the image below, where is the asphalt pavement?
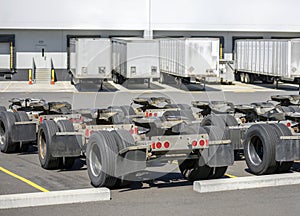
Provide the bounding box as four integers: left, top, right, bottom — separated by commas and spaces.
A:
1, 80, 300, 215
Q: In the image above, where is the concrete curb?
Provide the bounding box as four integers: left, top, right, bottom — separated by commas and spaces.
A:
0, 188, 110, 209
193, 173, 300, 193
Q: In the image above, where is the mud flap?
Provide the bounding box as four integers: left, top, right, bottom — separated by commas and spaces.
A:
115, 150, 147, 177
12, 123, 36, 142
276, 139, 300, 161
207, 144, 234, 167
50, 134, 82, 157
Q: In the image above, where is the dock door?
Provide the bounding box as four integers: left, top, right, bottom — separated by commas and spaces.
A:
0, 34, 15, 75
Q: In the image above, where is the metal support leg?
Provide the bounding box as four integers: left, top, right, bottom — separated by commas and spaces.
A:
203, 77, 206, 91
275, 78, 279, 89
99, 80, 103, 91
148, 78, 151, 89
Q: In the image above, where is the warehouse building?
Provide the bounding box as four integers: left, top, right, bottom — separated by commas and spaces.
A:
1, 0, 300, 81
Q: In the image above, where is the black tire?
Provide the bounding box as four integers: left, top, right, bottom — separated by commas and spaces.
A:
244, 124, 278, 175
37, 120, 60, 169
56, 120, 77, 169
0, 106, 6, 112
13, 111, 30, 152
240, 73, 245, 83
280, 106, 292, 113
244, 73, 250, 84
111, 129, 135, 151
202, 125, 229, 141
201, 115, 226, 130
108, 106, 125, 124
269, 123, 294, 173
14, 111, 29, 122
179, 160, 211, 181
0, 112, 18, 153
208, 166, 228, 179
289, 105, 300, 113
86, 131, 118, 188
219, 114, 238, 126
201, 115, 228, 140
120, 105, 136, 116
111, 130, 136, 187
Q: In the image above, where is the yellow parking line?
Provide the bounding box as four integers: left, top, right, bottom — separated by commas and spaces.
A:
0, 166, 49, 192
1, 82, 12, 92
232, 90, 256, 93
225, 173, 238, 178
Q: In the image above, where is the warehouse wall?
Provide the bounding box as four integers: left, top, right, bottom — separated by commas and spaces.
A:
1, 0, 300, 32
151, 0, 300, 32
0, 0, 148, 30
1, 29, 300, 70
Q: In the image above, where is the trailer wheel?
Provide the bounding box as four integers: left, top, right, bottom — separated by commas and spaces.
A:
38, 120, 60, 169
56, 120, 77, 169
288, 105, 300, 113
87, 131, 118, 188
200, 114, 226, 131
14, 111, 29, 122
108, 106, 128, 124
111, 130, 136, 187
219, 114, 238, 126
178, 160, 211, 181
13, 111, 30, 152
208, 166, 228, 179
0, 112, 18, 153
120, 105, 136, 116
240, 73, 245, 83
280, 106, 292, 113
0, 106, 6, 112
269, 123, 294, 173
244, 124, 278, 175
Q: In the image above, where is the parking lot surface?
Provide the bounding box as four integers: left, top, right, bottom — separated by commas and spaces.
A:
1, 80, 300, 214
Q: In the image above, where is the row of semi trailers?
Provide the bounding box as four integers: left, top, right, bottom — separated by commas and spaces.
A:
69, 37, 300, 87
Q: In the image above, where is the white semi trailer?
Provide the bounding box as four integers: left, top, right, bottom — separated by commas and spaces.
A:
111, 38, 160, 88
235, 39, 300, 89
69, 38, 112, 89
159, 38, 222, 89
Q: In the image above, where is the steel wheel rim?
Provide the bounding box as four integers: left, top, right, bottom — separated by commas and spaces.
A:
248, 135, 264, 166
0, 122, 5, 146
39, 129, 47, 160
90, 142, 102, 177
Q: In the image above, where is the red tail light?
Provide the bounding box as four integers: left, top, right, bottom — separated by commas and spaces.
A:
156, 142, 162, 149
85, 129, 90, 137
192, 140, 198, 147
154, 113, 158, 117
39, 116, 43, 123
199, 139, 205, 146
152, 142, 156, 149
149, 112, 153, 117
206, 139, 209, 146
286, 122, 291, 127
164, 141, 170, 148
145, 112, 149, 117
